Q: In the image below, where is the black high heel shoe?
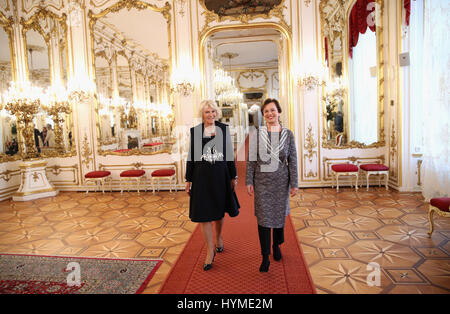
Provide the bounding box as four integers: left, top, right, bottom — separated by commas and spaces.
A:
215, 245, 224, 253
203, 252, 216, 271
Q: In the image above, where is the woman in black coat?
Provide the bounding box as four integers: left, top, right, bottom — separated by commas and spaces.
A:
185, 100, 238, 271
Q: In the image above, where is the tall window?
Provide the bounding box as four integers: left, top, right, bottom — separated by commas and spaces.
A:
349, 29, 378, 145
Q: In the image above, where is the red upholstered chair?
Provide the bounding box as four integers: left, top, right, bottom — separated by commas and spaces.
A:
119, 169, 147, 195
331, 163, 359, 192
428, 197, 450, 237
151, 168, 176, 194
84, 171, 112, 195
359, 163, 389, 191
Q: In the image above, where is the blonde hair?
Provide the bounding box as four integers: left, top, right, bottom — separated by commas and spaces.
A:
198, 99, 222, 120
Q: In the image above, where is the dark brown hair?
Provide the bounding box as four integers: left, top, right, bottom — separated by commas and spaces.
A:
261, 98, 282, 114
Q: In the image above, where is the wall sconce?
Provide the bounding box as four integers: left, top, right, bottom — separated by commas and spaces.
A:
297, 63, 328, 92
298, 75, 325, 91
171, 81, 194, 97
67, 77, 96, 102
171, 68, 195, 97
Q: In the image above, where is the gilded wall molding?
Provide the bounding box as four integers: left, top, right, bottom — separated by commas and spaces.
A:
0, 169, 20, 182
45, 164, 79, 185
303, 124, 317, 163
199, 0, 291, 40
81, 134, 93, 169
390, 120, 397, 162
237, 69, 268, 90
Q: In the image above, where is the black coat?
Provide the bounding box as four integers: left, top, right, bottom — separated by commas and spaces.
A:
186, 121, 239, 222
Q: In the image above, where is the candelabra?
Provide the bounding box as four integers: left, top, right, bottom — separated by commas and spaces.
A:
171, 68, 195, 97
4, 82, 42, 159
42, 86, 72, 154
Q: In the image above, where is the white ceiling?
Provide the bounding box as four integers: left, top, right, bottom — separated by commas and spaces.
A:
101, 7, 169, 60
210, 28, 281, 69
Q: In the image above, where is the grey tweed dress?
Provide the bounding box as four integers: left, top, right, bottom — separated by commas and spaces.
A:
246, 127, 298, 228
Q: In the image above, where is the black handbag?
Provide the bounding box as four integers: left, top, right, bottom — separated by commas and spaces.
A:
226, 190, 240, 217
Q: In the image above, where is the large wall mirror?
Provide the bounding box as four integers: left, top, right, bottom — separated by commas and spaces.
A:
21, 10, 75, 157
90, 1, 174, 156
202, 27, 284, 143
0, 16, 20, 161
320, 0, 385, 148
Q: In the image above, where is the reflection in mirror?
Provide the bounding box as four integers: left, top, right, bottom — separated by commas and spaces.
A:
0, 26, 18, 158
22, 13, 74, 157
91, 2, 175, 155
95, 55, 116, 148
320, 0, 384, 148
26, 30, 50, 89
204, 28, 282, 143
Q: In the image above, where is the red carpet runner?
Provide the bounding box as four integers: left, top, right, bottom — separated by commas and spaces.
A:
159, 138, 316, 294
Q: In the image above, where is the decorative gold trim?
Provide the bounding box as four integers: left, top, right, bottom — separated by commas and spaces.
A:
81, 134, 93, 169
305, 170, 317, 178
303, 124, 317, 163
18, 161, 48, 169
13, 187, 57, 197
199, 0, 290, 38
237, 69, 269, 90
45, 164, 79, 185
390, 119, 397, 162
0, 169, 20, 182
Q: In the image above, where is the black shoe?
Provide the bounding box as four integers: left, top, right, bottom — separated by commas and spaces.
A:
215, 245, 224, 253
259, 258, 270, 272
203, 252, 216, 271
273, 245, 282, 261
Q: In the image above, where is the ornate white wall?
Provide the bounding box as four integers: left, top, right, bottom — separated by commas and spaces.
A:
0, 0, 416, 200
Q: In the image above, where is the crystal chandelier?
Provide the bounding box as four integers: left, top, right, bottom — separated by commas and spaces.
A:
214, 52, 243, 106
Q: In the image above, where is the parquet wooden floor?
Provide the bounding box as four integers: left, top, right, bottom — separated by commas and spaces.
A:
0, 188, 448, 294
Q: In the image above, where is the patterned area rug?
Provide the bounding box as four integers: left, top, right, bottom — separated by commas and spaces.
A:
0, 254, 162, 294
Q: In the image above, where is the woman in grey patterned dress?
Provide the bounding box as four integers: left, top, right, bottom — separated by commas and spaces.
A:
246, 98, 298, 272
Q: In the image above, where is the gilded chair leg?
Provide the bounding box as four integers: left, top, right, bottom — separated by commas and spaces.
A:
428, 207, 435, 237
385, 173, 389, 191
355, 174, 358, 191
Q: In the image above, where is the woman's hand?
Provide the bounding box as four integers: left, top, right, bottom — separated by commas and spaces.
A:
185, 182, 191, 196
290, 187, 298, 197
246, 185, 254, 196
231, 178, 237, 190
